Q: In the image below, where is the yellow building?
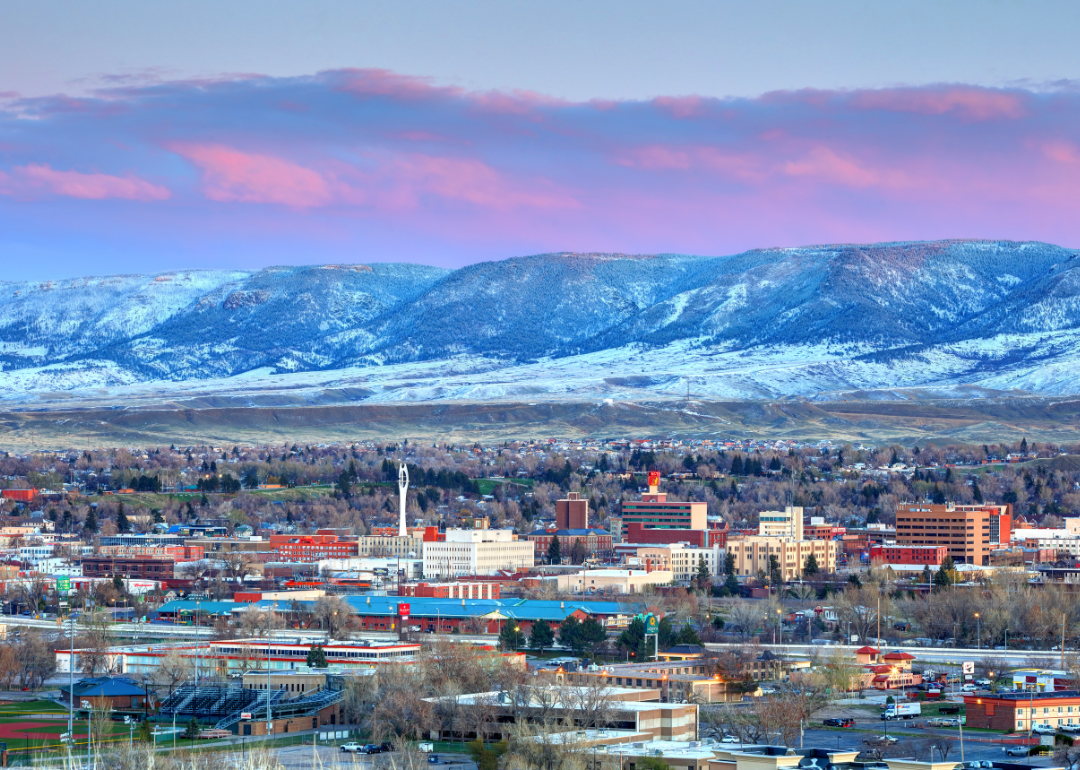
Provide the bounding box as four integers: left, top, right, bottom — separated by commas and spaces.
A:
726, 536, 837, 580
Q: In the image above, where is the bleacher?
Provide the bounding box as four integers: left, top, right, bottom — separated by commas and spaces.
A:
159, 679, 345, 732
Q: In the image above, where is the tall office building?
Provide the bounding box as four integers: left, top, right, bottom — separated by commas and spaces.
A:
557, 492, 589, 530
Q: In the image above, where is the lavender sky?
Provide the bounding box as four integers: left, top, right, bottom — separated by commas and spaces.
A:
2, 2, 1080, 280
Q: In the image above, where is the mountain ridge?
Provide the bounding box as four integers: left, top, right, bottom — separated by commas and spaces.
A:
2, 239, 1080, 403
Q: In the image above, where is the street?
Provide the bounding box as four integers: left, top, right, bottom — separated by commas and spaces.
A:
268, 747, 478, 770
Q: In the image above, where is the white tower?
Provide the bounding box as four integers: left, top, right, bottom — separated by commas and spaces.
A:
397, 461, 409, 537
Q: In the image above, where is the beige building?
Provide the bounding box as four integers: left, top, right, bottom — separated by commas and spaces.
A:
758, 506, 804, 540
552, 568, 674, 594
355, 535, 424, 558
726, 536, 837, 580
422, 529, 533, 577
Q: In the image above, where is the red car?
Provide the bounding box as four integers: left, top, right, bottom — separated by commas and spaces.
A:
823, 718, 856, 728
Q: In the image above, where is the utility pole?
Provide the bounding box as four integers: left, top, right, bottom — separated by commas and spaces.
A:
1063, 614, 1067, 672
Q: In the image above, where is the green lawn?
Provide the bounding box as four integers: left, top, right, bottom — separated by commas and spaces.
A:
0, 701, 68, 714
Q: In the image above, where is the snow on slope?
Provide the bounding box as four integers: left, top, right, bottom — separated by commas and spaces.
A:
1, 241, 1080, 403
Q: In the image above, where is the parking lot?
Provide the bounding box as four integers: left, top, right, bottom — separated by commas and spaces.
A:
270, 745, 478, 770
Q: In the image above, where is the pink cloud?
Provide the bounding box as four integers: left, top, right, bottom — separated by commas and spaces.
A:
171, 144, 336, 208
0, 163, 170, 200
850, 87, 1027, 120
383, 154, 578, 210
1042, 141, 1080, 164
782, 147, 907, 189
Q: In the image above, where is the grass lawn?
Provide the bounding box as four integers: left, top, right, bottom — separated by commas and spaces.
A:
0, 701, 68, 715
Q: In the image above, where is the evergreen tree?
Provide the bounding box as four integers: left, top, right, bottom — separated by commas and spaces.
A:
184, 718, 201, 739
730, 455, 743, 475
695, 556, 711, 587
803, 553, 819, 576
1020, 437, 1029, 454
972, 480, 984, 503
83, 509, 98, 534
934, 556, 956, 587
932, 486, 947, 505
529, 619, 555, 653
577, 617, 606, 655
306, 644, 327, 667
336, 471, 353, 498
675, 621, 702, 646
116, 503, 130, 534
848, 573, 862, 588
724, 572, 740, 595
768, 555, 783, 587
724, 551, 736, 576
547, 535, 562, 565
499, 621, 525, 650
922, 564, 933, 584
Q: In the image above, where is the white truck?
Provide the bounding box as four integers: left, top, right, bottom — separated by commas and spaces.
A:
880, 703, 921, 720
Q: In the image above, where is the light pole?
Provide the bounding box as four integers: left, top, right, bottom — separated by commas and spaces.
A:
194, 599, 200, 734
267, 600, 277, 736
82, 700, 92, 769
974, 613, 980, 650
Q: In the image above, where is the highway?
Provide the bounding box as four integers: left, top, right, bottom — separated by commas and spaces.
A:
705, 642, 1070, 668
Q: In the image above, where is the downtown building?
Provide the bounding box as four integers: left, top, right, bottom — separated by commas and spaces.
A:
894, 502, 1012, 565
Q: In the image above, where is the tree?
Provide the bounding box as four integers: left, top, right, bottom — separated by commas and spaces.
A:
243, 469, 260, 489
569, 539, 588, 565
934, 556, 956, 587
768, 555, 782, 587
306, 644, 327, 667
499, 622, 525, 651
529, 620, 554, 654
676, 622, 702, 646
695, 556, 712, 588
803, 553, 819, 576
725, 572, 741, 596
116, 504, 130, 534
83, 509, 98, 534
724, 551, 736, 576
184, 718, 201, 739
547, 536, 561, 565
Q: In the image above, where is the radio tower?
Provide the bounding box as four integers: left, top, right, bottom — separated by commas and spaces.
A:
397, 461, 409, 537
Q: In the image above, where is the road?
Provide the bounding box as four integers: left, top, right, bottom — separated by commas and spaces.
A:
269, 747, 477, 770
705, 642, 1070, 667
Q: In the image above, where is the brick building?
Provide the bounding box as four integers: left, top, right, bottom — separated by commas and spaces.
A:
964, 690, 1080, 732
621, 522, 727, 548
556, 493, 589, 530
726, 536, 838, 580
620, 475, 707, 534
895, 503, 1012, 565
869, 545, 948, 566
269, 534, 360, 562
81, 556, 176, 580
526, 528, 613, 562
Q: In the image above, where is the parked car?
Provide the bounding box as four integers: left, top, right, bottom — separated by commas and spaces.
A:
974, 679, 991, 688
871, 736, 899, 745
1005, 747, 1030, 757
1032, 724, 1057, 735
823, 718, 856, 728
340, 743, 363, 753
360, 745, 388, 755
961, 684, 978, 692
720, 736, 740, 745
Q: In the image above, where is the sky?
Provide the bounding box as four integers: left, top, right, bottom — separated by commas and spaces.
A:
3, 1, 1080, 280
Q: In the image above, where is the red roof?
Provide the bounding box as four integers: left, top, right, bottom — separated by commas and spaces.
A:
883, 651, 915, 660
855, 646, 880, 655
867, 665, 893, 673
872, 675, 891, 682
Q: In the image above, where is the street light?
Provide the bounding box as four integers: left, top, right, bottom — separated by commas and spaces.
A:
974, 613, 980, 650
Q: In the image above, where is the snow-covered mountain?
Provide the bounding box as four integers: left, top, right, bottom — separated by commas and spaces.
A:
3, 240, 1080, 402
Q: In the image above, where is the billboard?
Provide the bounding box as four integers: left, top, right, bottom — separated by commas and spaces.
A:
962, 661, 974, 675
398, 602, 411, 619
647, 471, 660, 488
